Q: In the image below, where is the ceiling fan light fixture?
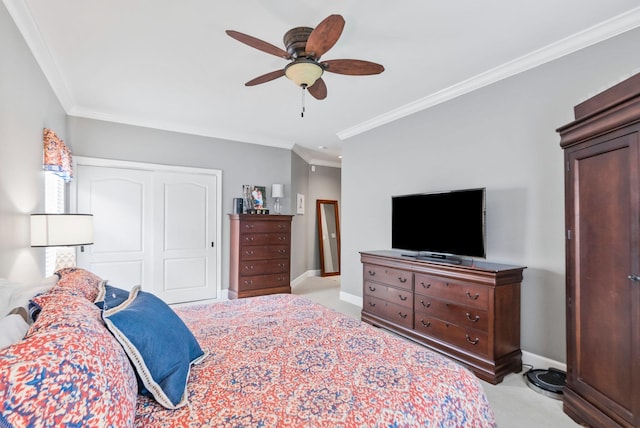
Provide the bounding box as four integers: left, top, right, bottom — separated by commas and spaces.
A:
285, 60, 323, 88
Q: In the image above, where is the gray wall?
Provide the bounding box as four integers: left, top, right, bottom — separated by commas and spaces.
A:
66, 116, 295, 289
341, 27, 640, 363
0, 2, 66, 283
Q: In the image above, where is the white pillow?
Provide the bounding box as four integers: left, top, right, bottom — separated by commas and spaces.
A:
0, 279, 21, 317
0, 313, 30, 349
7, 275, 58, 318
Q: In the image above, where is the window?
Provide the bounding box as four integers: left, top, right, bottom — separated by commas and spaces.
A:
44, 172, 65, 276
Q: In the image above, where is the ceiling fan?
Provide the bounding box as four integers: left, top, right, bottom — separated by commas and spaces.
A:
226, 14, 384, 101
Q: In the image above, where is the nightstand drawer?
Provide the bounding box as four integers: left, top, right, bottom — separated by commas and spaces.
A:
363, 295, 412, 329
414, 315, 488, 356
363, 264, 413, 291
414, 295, 488, 331
364, 280, 412, 309
415, 273, 488, 310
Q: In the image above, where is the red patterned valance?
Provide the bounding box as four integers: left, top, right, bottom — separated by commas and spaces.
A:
43, 128, 72, 182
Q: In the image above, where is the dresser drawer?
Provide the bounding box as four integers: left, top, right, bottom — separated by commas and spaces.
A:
240, 233, 289, 245
414, 295, 488, 331
415, 273, 488, 310
364, 280, 412, 309
414, 314, 488, 356
239, 245, 289, 260
239, 259, 289, 276
238, 273, 290, 291
363, 264, 413, 291
240, 220, 290, 234
363, 295, 412, 328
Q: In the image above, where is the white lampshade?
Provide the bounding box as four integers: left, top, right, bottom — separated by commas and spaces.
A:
272, 184, 284, 198
285, 61, 323, 87
30, 214, 94, 247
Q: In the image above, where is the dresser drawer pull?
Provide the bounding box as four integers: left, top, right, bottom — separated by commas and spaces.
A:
278, 236, 287, 241
277, 224, 285, 229
244, 265, 254, 270
466, 291, 480, 300
398, 294, 407, 301
420, 320, 431, 327
368, 286, 376, 292
244, 224, 254, 229
278, 263, 286, 268
368, 301, 376, 307
420, 282, 431, 289
398, 312, 408, 319
243, 280, 253, 285
368, 270, 376, 276
398, 277, 408, 283
245, 236, 255, 242
277, 249, 286, 254
420, 300, 431, 308
466, 313, 480, 323
277, 277, 284, 281
244, 250, 255, 256
465, 335, 479, 345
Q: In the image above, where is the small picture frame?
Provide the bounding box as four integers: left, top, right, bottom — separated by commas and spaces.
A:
242, 185, 267, 213
296, 193, 305, 214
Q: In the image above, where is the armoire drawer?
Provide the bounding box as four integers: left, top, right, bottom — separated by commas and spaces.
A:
239, 259, 289, 276
240, 233, 289, 245
240, 220, 290, 234
414, 295, 488, 331
363, 264, 413, 291
237, 273, 290, 291
414, 314, 488, 356
239, 245, 289, 260
415, 273, 488, 310
363, 295, 412, 329
364, 280, 412, 309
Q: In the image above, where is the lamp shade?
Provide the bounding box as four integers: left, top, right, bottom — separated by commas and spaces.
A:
285, 60, 323, 87
30, 214, 94, 247
272, 184, 284, 198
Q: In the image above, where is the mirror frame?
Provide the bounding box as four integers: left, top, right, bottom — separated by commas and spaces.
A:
316, 199, 341, 277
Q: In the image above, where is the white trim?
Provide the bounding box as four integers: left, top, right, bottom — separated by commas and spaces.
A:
290, 269, 321, 288
522, 350, 566, 372
337, 6, 640, 141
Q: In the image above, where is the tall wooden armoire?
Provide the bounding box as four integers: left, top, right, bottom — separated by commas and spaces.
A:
557, 73, 640, 427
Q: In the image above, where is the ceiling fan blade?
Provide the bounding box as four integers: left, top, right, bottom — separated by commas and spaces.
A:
245, 69, 286, 86
226, 30, 291, 59
322, 59, 385, 75
307, 78, 327, 100
305, 15, 345, 58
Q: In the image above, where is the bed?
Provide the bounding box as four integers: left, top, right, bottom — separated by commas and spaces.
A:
0, 268, 496, 427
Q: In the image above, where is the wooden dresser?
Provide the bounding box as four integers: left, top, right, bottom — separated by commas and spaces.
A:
557, 73, 640, 427
228, 214, 293, 299
360, 250, 525, 384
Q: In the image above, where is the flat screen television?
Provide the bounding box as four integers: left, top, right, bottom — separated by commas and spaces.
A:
391, 188, 486, 260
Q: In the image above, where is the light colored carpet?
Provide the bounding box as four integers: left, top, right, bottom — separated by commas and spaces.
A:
292, 275, 580, 428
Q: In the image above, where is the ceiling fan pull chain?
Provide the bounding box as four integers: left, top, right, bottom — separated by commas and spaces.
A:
301, 85, 306, 118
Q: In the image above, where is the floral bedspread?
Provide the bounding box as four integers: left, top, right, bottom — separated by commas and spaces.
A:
134, 294, 496, 427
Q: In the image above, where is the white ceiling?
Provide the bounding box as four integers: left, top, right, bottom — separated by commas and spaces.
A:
6, 1, 640, 166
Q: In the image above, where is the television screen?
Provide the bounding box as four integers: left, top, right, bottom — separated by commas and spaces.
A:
391, 188, 486, 259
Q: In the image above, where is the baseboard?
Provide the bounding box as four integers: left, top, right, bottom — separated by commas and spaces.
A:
339, 291, 363, 308
291, 270, 321, 287
521, 350, 566, 372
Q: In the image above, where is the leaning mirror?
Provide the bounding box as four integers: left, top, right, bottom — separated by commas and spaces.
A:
316, 200, 340, 277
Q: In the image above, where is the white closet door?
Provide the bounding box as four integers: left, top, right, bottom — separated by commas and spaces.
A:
153, 171, 218, 303
75, 164, 153, 290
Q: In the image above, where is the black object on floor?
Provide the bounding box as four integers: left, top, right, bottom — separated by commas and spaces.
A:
524, 368, 566, 400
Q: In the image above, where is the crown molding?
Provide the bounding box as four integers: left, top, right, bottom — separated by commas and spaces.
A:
337, 6, 640, 141
3, 0, 74, 111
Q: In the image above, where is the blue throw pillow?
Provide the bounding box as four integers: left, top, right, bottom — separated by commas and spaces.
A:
94, 283, 130, 309
102, 285, 205, 409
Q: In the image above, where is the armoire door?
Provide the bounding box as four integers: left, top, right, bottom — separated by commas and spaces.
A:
565, 132, 640, 426
74, 158, 221, 304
